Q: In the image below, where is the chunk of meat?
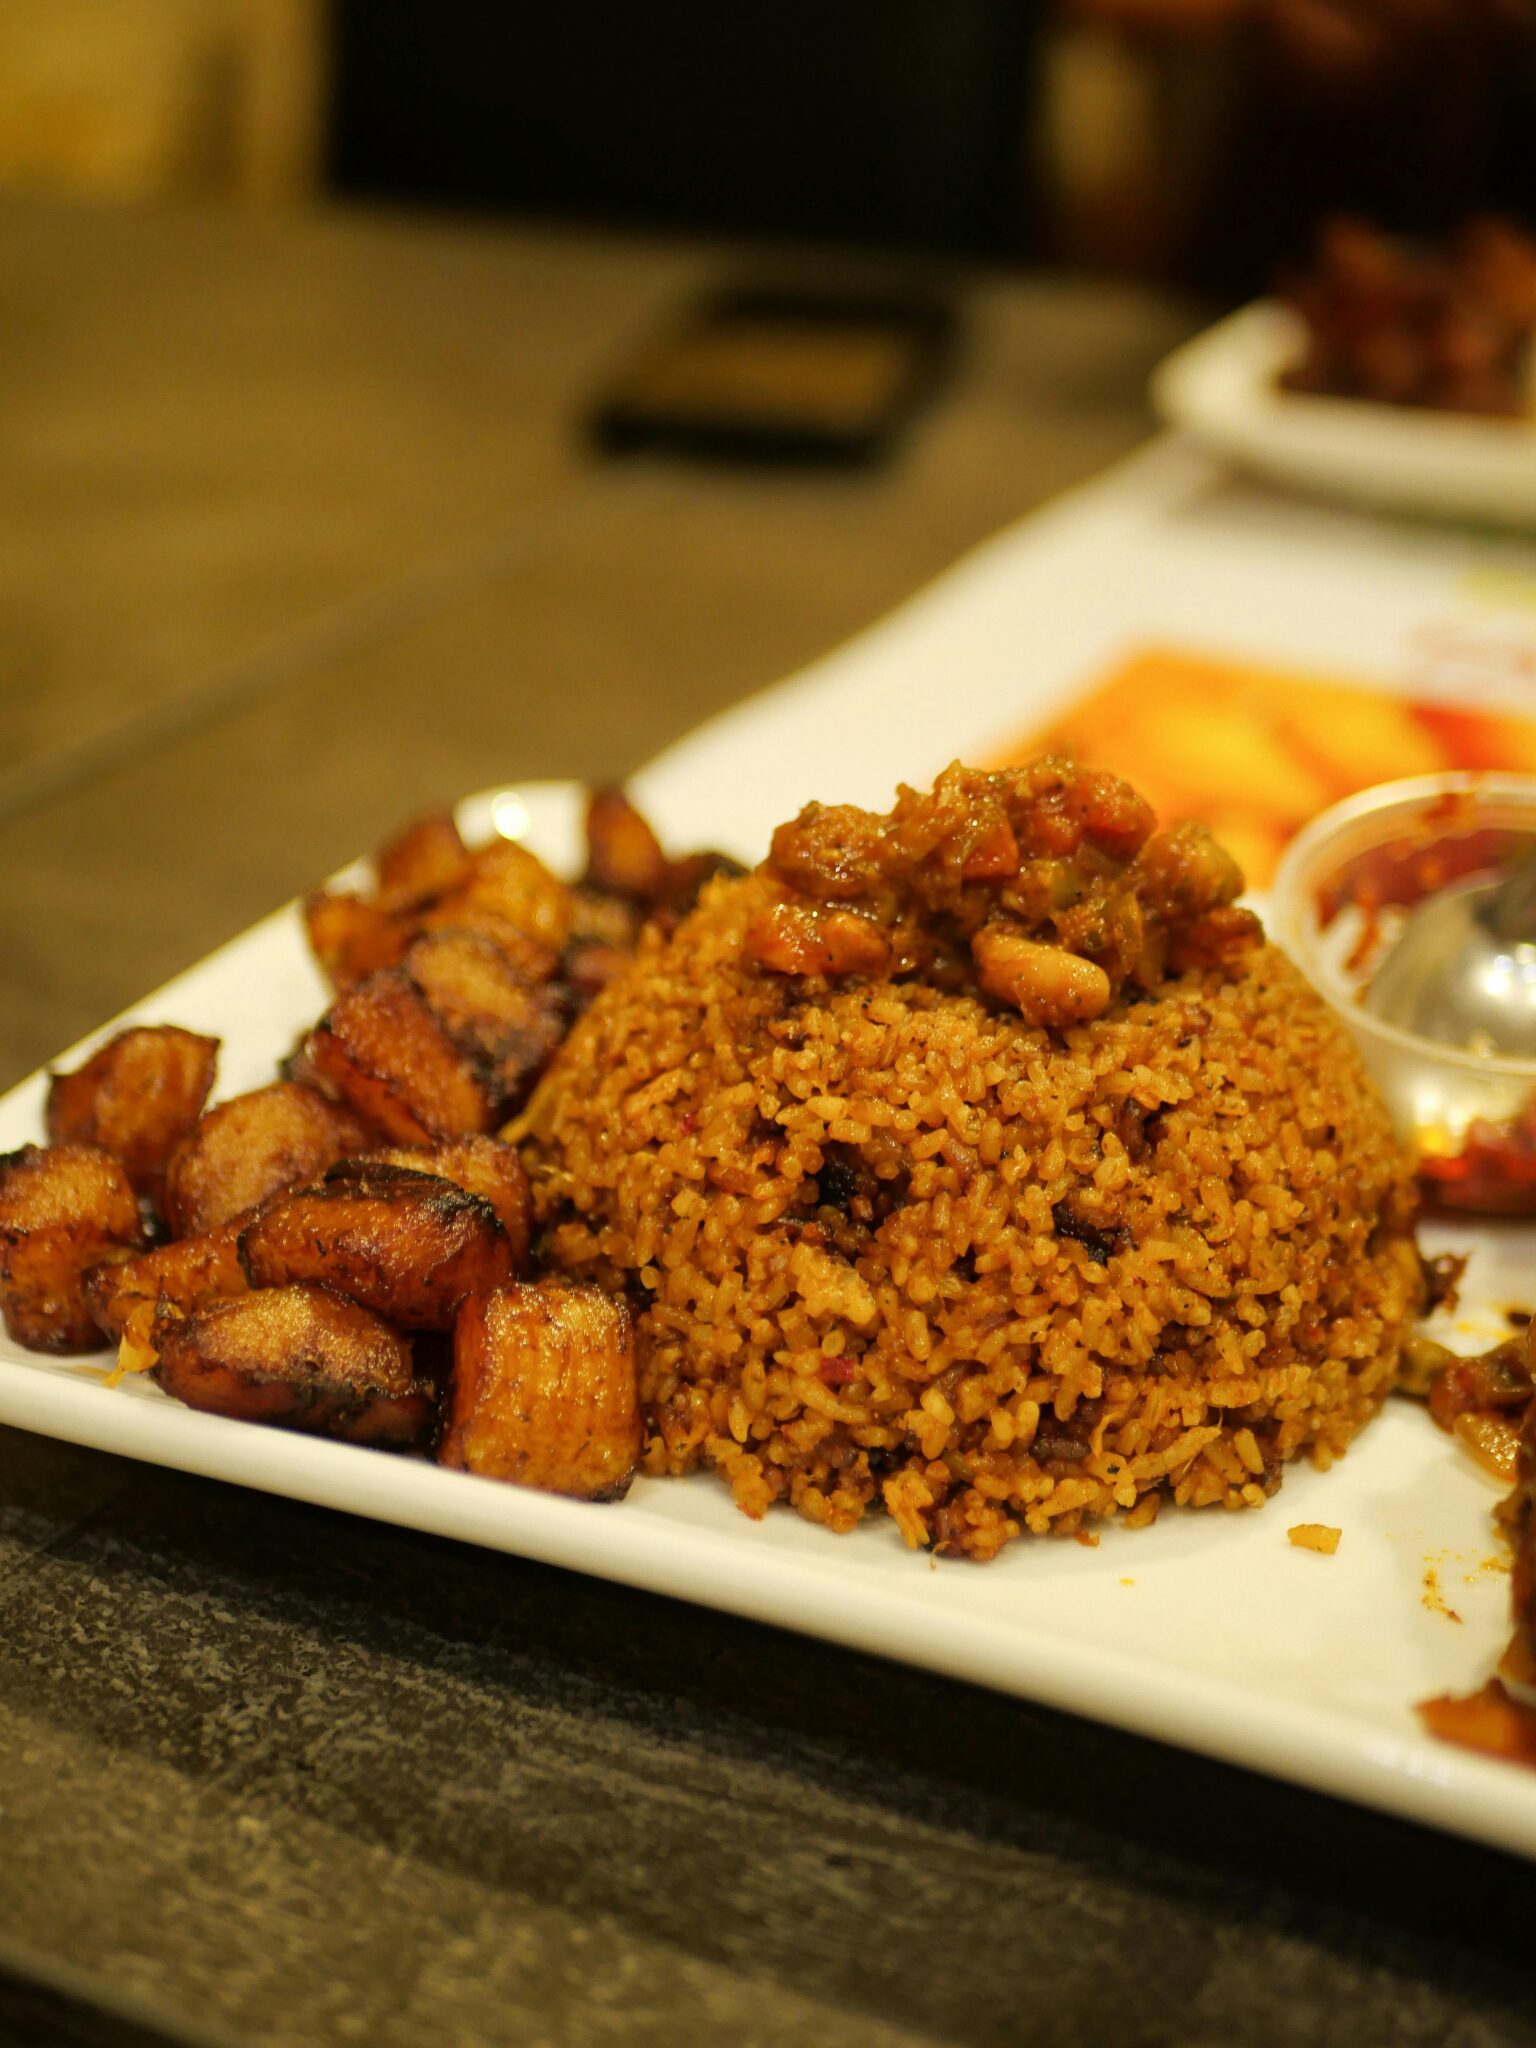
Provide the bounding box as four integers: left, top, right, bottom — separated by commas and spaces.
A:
1167, 905, 1264, 975
328, 1137, 531, 1267
84, 1222, 249, 1342
440, 1283, 642, 1498
1427, 1338, 1532, 1432
306, 972, 492, 1143
746, 903, 893, 978
403, 929, 569, 1109
239, 1173, 514, 1329
164, 1082, 369, 1237
0, 1144, 145, 1352
752, 760, 1253, 1010
972, 925, 1111, 1026
148, 1284, 435, 1446
374, 809, 471, 902
46, 1026, 219, 1210
1133, 823, 1245, 921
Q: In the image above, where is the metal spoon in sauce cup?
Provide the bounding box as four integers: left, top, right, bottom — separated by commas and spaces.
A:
1365, 845, 1536, 1060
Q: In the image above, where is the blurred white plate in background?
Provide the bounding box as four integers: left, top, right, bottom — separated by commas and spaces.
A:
1152, 302, 1536, 532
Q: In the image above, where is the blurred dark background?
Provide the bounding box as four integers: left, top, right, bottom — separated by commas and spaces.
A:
3, 2, 1532, 294
329, 0, 1536, 291
329, 0, 1037, 256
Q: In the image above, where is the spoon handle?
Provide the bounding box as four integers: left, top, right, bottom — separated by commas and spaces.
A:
1478, 843, 1536, 942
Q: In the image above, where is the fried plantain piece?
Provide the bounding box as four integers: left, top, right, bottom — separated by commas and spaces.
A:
553, 891, 640, 1007
277, 1033, 338, 1097
567, 886, 643, 952
440, 1282, 641, 1498
584, 787, 669, 900
148, 1284, 436, 1446
46, 1026, 219, 1211
303, 889, 412, 992
328, 1136, 531, 1267
403, 928, 570, 1110
163, 1082, 369, 1238
85, 1221, 249, 1342
656, 849, 746, 912
306, 971, 493, 1143
561, 941, 634, 1002
0, 1143, 145, 1352
240, 1172, 514, 1328
581, 788, 742, 923
417, 840, 571, 976
374, 809, 471, 902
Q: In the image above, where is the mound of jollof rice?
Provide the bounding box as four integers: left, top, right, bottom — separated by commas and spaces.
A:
519, 759, 1420, 1559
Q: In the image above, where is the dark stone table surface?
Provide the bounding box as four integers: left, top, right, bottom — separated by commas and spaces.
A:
1, 197, 1532, 2048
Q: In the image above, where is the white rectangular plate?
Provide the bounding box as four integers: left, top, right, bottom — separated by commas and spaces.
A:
4, 776, 1534, 1862
1152, 302, 1536, 532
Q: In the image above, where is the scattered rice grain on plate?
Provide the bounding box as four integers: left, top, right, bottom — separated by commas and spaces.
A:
1289, 1524, 1342, 1554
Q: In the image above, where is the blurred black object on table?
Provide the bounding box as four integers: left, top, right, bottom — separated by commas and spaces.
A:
587, 282, 959, 467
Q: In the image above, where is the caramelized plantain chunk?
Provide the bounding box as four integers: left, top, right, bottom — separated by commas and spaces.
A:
0, 1144, 145, 1352
567, 887, 643, 951
46, 1026, 219, 1210
149, 1284, 435, 1446
584, 787, 669, 899
306, 971, 492, 1143
404, 928, 569, 1109
417, 840, 571, 975
277, 1033, 338, 1097
328, 1136, 531, 1267
85, 1222, 249, 1342
653, 850, 746, 918
562, 941, 634, 1002
580, 789, 740, 922
440, 1282, 641, 1498
164, 1082, 369, 1238
240, 1172, 514, 1328
374, 809, 471, 902
303, 889, 412, 992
